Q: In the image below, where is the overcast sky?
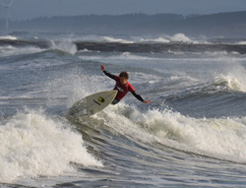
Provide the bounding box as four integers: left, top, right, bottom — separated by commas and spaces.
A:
0, 0, 246, 20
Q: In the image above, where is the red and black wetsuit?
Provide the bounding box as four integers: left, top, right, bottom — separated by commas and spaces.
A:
103, 70, 144, 104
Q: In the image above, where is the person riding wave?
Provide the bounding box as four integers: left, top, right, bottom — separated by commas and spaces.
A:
101, 65, 151, 105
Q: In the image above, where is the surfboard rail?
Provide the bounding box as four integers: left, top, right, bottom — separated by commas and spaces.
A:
67, 90, 118, 117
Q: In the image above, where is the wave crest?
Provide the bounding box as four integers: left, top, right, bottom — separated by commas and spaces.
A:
213, 75, 245, 92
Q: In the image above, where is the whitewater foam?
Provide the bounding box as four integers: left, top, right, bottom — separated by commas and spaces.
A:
236, 41, 246, 45
144, 109, 246, 163
133, 33, 200, 44
0, 109, 102, 183
169, 33, 193, 43
0, 35, 18, 41
101, 36, 134, 44
98, 104, 156, 144
100, 104, 246, 164
0, 46, 42, 57
136, 37, 170, 43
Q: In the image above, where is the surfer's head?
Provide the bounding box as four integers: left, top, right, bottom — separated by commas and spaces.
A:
119, 71, 129, 85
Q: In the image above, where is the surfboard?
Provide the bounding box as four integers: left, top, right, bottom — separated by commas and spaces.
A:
67, 90, 118, 117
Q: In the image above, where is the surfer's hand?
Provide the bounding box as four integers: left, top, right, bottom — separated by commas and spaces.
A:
101, 65, 105, 71
143, 100, 151, 104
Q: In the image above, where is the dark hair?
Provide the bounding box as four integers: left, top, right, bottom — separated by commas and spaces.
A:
119, 71, 129, 79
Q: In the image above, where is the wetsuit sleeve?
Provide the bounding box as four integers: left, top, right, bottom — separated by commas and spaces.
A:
103, 70, 116, 80
128, 83, 144, 102
131, 91, 144, 102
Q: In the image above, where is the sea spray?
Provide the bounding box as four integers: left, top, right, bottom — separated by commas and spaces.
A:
44, 70, 109, 108
50, 38, 77, 55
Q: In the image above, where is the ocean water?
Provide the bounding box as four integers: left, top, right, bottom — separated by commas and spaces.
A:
1, 33, 246, 187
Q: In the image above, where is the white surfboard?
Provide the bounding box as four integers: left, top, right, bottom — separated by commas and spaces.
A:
67, 90, 118, 117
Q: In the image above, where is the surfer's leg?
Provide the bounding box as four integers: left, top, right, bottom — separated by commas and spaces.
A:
111, 98, 120, 105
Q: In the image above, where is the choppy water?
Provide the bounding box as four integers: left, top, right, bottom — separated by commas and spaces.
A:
1, 33, 246, 187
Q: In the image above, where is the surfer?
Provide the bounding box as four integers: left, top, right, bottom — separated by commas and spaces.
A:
101, 65, 151, 105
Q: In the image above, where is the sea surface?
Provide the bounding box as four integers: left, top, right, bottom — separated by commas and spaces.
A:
1, 32, 246, 187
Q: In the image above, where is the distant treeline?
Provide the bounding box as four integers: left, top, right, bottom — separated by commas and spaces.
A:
2, 11, 246, 37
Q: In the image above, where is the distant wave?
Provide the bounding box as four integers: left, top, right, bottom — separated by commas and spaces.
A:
0, 35, 18, 41
1, 37, 246, 54
166, 75, 246, 102
236, 41, 246, 45
75, 42, 246, 54
101, 36, 134, 44
101, 34, 197, 44
0, 38, 51, 49
0, 45, 43, 57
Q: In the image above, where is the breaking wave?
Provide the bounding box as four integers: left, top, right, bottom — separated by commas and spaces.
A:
0, 109, 102, 183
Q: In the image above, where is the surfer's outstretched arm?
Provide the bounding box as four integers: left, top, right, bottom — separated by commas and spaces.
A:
101, 65, 116, 80
131, 91, 151, 104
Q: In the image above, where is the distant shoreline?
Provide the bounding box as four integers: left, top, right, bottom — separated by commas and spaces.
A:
1, 11, 246, 37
